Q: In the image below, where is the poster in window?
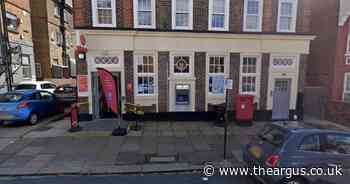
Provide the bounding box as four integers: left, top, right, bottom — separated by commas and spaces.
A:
211, 76, 225, 94
78, 75, 88, 92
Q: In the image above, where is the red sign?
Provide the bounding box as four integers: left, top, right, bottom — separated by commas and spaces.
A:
97, 68, 119, 114
71, 104, 78, 128
78, 75, 88, 92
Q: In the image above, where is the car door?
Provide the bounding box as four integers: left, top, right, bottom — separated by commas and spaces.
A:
39, 91, 56, 116
315, 133, 350, 184
26, 92, 44, 116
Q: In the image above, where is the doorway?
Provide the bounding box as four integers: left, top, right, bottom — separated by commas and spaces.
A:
272, 79, 291, 120
92, 72, 121, 119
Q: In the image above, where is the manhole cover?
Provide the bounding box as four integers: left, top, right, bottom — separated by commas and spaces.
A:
34, 126, 52, 132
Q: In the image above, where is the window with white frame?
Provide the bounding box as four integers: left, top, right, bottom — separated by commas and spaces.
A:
172, 0, 193, 29
134, 0, 155, 28
208, 56, 225, 95
173, 56, 190, 74
209, 0, 229, 30
21, 55, 31, 79
344, 73, 350, 103
136, 55, 155, 95
277, 0, 298, 32
240, 56, 260, 94
244, 0, 263, 32
92, 0, 116, 27
35, 63, 42, 79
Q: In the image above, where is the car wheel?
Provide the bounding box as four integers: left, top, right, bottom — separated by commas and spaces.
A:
29, 113, 39, 125
280, 177, 306, 184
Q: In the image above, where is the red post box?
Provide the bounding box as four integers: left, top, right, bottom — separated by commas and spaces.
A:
235, 95, 254, 124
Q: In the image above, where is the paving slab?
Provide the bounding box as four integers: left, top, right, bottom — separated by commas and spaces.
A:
115, 152, 145, 165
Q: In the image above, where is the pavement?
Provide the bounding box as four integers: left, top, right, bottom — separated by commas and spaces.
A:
0, 116, 347, 177
0, 173, 255, 184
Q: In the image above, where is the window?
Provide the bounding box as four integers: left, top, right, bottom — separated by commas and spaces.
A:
21, 55, 31, 79
134, 0, 155, 28
277, 0, 298, 32
52, 65, 63, 78
92, 0, 116, 27
41, 83, 56, 90
136, 55, 155, 95
240, 56, 260, 94
299, 135, 321, 152
174, 56, 190, 74
323, 134, 350, 155
208, 56, 225, 95
6, 12, 19, 32
55, 31, 63, 46
346, 57, 350, 65
15, 84, 36, 90
54, 3, 60, 17
40, 91, 54, 100
344, 73, 350, 103
209, 0, 229, 31
259, 125, 288, 147
35, 63, 42, 78
244, 0, 263, 32
172, 0, 193, 30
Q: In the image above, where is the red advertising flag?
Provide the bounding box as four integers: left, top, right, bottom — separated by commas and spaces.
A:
78, 75, 88, 92
97, 68, 119, 114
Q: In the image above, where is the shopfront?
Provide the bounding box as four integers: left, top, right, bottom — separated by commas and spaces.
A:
75, 30, 313, 121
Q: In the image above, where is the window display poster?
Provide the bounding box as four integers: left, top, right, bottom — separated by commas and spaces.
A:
212, 76, 225, 94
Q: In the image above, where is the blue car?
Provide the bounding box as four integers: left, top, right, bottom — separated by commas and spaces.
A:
243, 122, 350, 184
0, 90, 62, 125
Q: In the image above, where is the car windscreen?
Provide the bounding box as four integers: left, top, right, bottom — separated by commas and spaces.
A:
259, 126, 288, 147
0, 93, 23, 102
15, 84, 36, 90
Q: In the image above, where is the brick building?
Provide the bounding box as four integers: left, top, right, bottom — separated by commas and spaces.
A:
73, 0, 314, 121
0, 0, 36, 92
30, 0, 74, 80
305, 0, 350, 125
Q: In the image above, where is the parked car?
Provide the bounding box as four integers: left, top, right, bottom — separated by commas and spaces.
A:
0, 90, 62, 125
15, 81, 57, 93
243, 122, 349, 184
54, 84, 77, 107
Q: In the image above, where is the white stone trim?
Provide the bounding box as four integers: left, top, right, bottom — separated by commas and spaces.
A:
134, 0, 156, 29
243, 0, 264, 32
172, 0, 193, 30
208, 0, 230, 31
86, 50, 125, 114
169, 52, 195, 78
277, 0, 298, 33
267, 54, 300, 110
205, 52, 229, 111
91, 0, 117, 27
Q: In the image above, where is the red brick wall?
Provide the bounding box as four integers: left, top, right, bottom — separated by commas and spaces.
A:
307, 0, 339, 87
330, 16, 350, 101
122, 0, 133, 28
229, 0, 244, 32
296, 0, 312, 33
262, 0, 277, 32
73, 0, 312, 34
73, 0, 91, 27
327, 101, 350, 127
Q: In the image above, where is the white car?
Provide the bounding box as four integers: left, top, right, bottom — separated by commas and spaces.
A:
15, 81, 57, 93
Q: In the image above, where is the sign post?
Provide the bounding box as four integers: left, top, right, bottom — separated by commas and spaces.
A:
224, 79, 233, 159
